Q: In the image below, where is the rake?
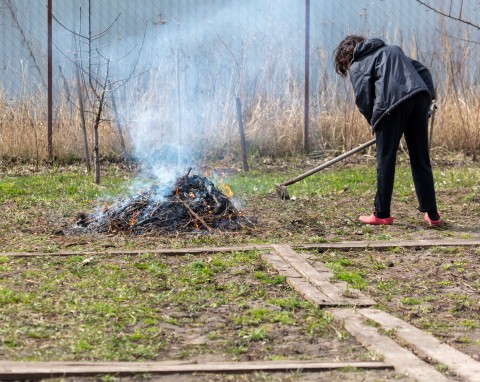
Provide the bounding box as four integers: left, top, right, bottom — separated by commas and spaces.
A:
275, 138, 376, 200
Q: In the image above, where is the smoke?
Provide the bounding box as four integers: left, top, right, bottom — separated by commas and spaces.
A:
45, 0, 468, 189
128, 107, 197, 188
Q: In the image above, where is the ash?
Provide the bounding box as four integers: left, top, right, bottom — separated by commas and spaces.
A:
76, 172, 254, 234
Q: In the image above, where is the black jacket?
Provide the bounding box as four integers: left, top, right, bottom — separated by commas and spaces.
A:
349, 38, 435, 132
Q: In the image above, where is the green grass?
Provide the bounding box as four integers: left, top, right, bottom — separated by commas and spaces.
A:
229, 166, 376, 197
322, 257, 368, 291
229, 162, 480, 199
0, 170, 128, 210
1, 161, 479, 365
2, 161, 479, 208
0, 251, 341, 361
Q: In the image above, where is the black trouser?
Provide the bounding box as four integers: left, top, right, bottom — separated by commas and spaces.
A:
374, 92, 437, 218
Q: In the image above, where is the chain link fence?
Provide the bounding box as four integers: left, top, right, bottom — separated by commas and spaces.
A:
1, 0, 479, 160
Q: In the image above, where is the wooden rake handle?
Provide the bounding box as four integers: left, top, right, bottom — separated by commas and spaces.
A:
280, 138, 376, 187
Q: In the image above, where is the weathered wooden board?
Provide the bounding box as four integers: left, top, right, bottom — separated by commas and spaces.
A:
263, 251, 362, 307
0, 244, 272, 257
286, 276, 332, 306
261, 252, 302, 278
0, 360, 393, 379
359, 308, 480, 382
2, 238, 479, 257
329, 309, 451, 382
272, 245, 375, 306
300, 238, 480, 252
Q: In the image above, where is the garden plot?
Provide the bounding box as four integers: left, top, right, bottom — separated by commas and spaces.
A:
0, 250, 420, 381
309, 245, 480, 360
3, 242, 480, 381
0, 251, 375, 363
1, 161, 479, 254
1, 162, 480, 380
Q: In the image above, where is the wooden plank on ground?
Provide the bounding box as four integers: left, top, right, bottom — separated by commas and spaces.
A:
272, 245, 375, 306
359, 308, 480, 382
0, 360, 393, 379
286, 276, 332, 306
261, 253, 302, 278
299, 238, 480, 252
2, 238, 480, 258
329, 309, 450, 382
0, 245, 272, 258
262, 251, 333, 306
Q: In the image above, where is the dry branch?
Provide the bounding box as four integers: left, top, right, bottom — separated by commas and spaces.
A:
78, 172, 254, 234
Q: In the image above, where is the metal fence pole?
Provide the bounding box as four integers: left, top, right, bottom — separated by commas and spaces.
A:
303, 0, 310, 153
47, 0, 53, 162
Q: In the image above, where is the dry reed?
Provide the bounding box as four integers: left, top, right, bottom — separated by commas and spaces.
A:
0, 28, 478, 164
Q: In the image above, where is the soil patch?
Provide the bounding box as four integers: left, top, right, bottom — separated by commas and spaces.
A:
309, 245, 480, 360
0, 251, 373, 363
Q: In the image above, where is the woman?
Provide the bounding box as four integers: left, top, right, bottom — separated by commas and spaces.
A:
333, 35, 441, 226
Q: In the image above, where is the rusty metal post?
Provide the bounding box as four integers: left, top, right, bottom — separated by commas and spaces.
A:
303, 0, 310, 153
47, 0, 53, 161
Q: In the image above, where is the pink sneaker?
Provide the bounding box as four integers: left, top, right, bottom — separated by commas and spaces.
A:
424, 213, 442, 227
358, 214, 393, 225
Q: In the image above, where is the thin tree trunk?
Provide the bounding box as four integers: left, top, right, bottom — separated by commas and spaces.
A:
92, 61, 110, 184
75, 54, 91, 172
93, 95, 104, 184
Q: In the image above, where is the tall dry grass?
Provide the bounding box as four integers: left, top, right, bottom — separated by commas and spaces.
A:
0, 28, 478, 165
0, 73, 125, 165
430, 24, 480, 160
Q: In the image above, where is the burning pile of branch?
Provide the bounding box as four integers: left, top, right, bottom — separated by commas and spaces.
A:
77, 171, 254, 234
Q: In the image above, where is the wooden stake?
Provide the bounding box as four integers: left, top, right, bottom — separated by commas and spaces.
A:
110, 90, 130, 170
235, 97, 249, 171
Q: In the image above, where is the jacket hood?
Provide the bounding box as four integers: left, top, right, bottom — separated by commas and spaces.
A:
353, 38, 385, 61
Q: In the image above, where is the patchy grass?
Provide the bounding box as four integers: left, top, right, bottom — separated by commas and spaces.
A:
310, 246, 480, 359
0, 250, 373, 362
0, 159, 479, 375
1, 158, 479, 253
323, 257, 368, 291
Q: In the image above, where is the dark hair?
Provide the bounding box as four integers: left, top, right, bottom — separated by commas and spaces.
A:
333, 35, 365, 77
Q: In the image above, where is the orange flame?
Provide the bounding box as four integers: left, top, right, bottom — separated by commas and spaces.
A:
130, 211, 137, 226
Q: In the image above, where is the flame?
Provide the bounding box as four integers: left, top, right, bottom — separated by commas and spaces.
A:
175, 188, 179, 195
130, 211, 137, 226
220, 182, 234, 197
195, 221, 199, 229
